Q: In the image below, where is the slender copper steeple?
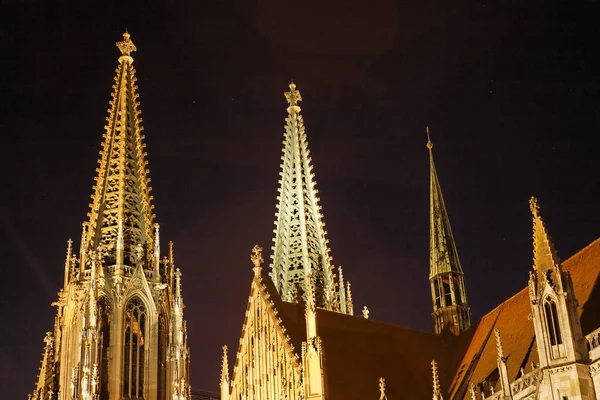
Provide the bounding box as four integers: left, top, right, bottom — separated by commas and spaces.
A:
427, 127, 471, 335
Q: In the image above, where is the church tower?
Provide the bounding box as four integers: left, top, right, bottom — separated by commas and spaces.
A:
29, 32, 191, 400
427, 128, 471, 335
269, 82, 348, 313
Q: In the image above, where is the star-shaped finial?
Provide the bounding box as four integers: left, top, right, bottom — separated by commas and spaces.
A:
284, 81, 302, 106
116, 31, 137, 57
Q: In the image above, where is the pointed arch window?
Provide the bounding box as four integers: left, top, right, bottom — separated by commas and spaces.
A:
544, 297, 562, 346
123, 297, 146, 399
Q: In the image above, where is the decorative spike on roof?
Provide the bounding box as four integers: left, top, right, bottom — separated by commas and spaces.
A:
530, 196, 561, 273
220, 345, 229, 385
84, 31, 155, 270
269, 81, 336, 310
428, 126, 464, 279
431, 359, 443, 400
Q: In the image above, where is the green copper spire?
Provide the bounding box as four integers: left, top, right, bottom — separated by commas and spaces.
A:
427, 127, 471, 335
269, 82, 339, 311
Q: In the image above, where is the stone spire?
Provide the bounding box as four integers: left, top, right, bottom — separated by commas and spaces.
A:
378, 377, 388, 400
427, 127, 471, 335
494, 329, 511, 399
527, 197, 589, 369
338, 266, 347, 314
269, 81, 336, 310
84, 31, 155, 271
220, 345, 230, 400
432, 359, 443, 400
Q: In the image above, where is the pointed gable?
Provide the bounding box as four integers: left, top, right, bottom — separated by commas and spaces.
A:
229, 273, 304, 400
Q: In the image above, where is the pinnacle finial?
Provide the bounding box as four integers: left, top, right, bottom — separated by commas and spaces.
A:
379, 377, 387, 400
426, 126, 434, 149
432, 359, 443, 400
251, 244, 264, 277
362, 306, 370, 319
494, 328, 505, 359
116, 31, 137, 57
529, 196, 540, 218
220, 345, 229, 384
284, 81, 302, 107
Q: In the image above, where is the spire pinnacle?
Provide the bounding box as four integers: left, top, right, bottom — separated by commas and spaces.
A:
378, 377, 388, 400
530, 196, 561, 274
428, 127, 471, 335
85, 32, 155, 271
431, 360, 443, 400
220, 345, 229, 385
270, 81, 337, 310
116, 31, 137, 57
494, 328, 505, 360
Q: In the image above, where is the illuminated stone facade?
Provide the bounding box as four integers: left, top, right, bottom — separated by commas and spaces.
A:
29, 33, 191, 400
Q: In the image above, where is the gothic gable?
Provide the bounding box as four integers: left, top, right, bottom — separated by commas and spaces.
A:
228, 275, 303, 399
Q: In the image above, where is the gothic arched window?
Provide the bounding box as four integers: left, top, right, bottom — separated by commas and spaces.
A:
123, 297, 146, 399
544, 298, 562, 346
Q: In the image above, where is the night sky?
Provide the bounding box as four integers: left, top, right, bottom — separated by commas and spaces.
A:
2, 0, 600, 397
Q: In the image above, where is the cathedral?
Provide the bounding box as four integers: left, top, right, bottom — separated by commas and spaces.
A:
29, 33, 191, 400
29, 33, 600, 400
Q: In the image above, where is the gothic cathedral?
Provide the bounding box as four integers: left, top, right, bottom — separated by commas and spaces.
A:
28, 32, 600, 400
29, 33, 191, 400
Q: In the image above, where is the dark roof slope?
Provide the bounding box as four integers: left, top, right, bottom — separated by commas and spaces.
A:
317, 309, 455, 400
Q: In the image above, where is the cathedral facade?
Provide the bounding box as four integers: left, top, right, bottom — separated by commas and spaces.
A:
29, 33, 191, 400
28, 32, 600, 400
220, 83, 600, 399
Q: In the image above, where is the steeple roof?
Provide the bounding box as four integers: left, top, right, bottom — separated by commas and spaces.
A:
428, 128, 464, 279
84, 32, 155, 267
269, 82, 335, 309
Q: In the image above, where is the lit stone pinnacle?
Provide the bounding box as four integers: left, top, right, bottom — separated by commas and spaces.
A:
269, 81, 336, 310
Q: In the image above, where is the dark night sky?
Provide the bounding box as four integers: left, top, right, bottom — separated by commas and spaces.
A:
2, 0, 600, 397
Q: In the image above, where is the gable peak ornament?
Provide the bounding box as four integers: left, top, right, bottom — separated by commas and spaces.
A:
251, 244, 263, 277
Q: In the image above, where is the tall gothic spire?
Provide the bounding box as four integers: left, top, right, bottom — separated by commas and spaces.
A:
427, 127, 471, 335
84, 31, 155, 269
269, 82, 336, 310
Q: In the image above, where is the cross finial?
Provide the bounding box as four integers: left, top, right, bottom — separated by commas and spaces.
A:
426, 126, 434, 149
284, 81, 302, 107
116, 31, 137, 57
251, 244, 263, 276
529, 196, 540, 218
